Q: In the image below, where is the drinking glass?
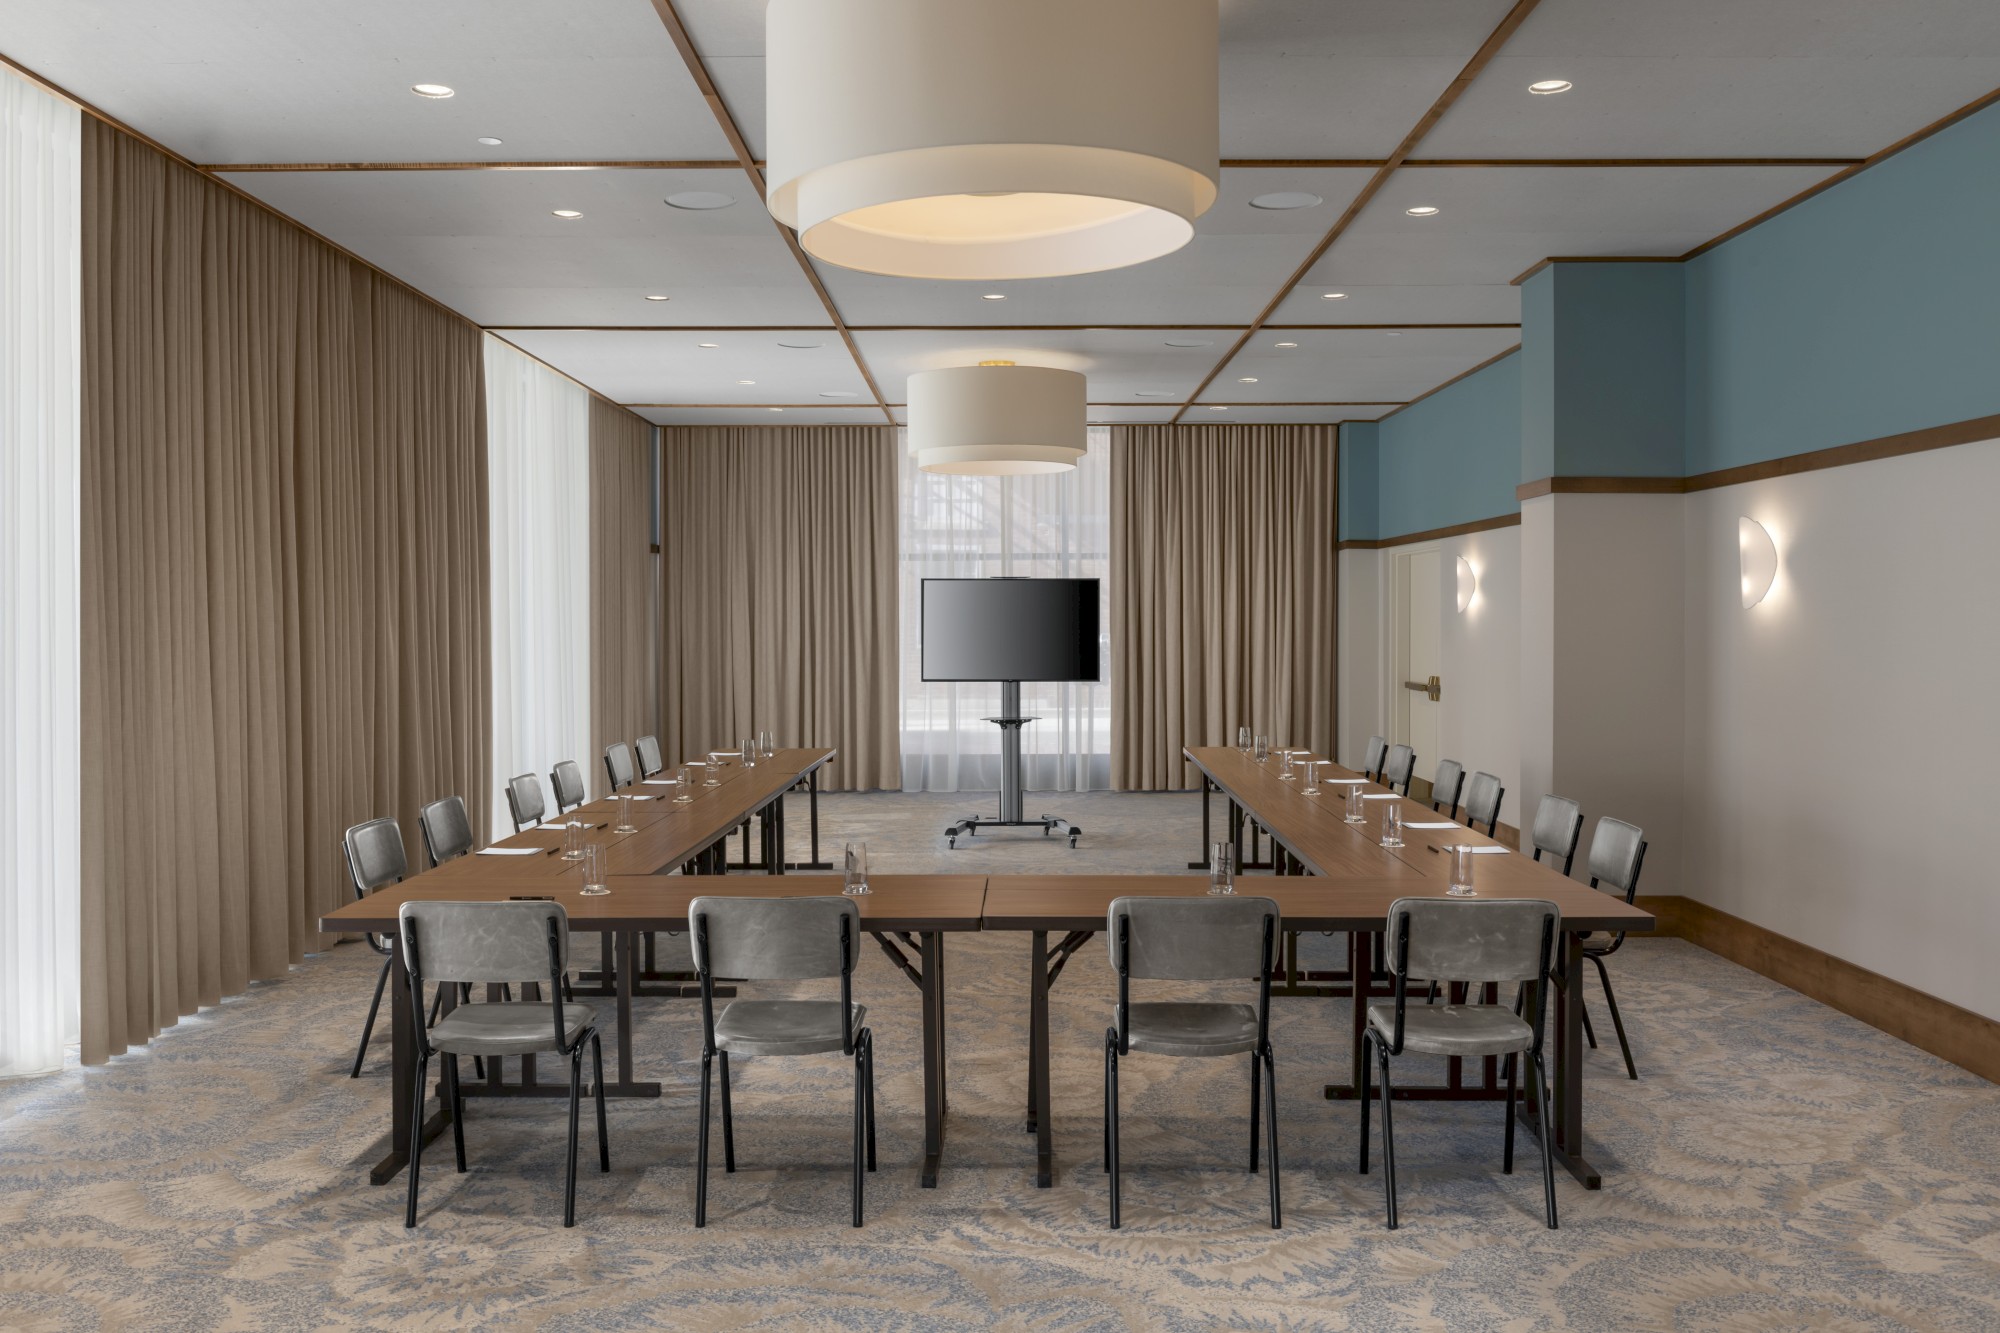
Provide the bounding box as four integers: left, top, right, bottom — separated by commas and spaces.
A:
674, 764, 695, 803
1279, 751, 1296, 781
1237, 726, 1252, 754
614, 794, 636, 834
704, 754, 723, 786
1253, 734, 1271, 763
759, 730, 775, 758
1447, 844, 1477, 896
843, 840, 871, 896
1380, 802, 1404, 849
1345, 785, 1367, 824
1207, 842, 1236, 896
741, 736, 757, 768
562, 816, 585, 860
1303, 760, 1324, 796
580, 842, 609, 896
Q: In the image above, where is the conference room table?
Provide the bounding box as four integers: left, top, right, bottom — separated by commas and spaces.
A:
985, 746, 1656, 1191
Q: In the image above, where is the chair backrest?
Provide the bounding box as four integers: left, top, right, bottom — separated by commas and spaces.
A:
550, 760, 585, 811
1530, 794, 1584, 874
1587, 817, 1647, 898
1106, 896, 1280, 980
689, 896, 858, 981
342, 818, 407, 897
1386, 897, 1557, 986
418, 795, 473, 867
1362, 735, 1388, 780
1431, 759, 1465, 818
604, 742, 636, 792
1463, 771, 1504, 834
400, 899, 569, 986
1383, 744, 1416, 792
635, 735, 663, 777
505, 773, 547, 831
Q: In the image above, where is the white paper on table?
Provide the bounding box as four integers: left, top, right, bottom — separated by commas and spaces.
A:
563, 821, 603, 830
1456, 845, 1511, 855
1405, 821, 1458, 829
1326, 777, 1366, 785
1361, 792, 1402, 801
625, 795, 659, 801
478, 847, 545, 856
641, 779, 675, 786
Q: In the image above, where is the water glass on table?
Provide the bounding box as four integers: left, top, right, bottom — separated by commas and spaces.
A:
843, 840, 871, 896
1379, 802, 1404, 849
674, 764, 696, 803
1237, 726, 1252, 754
1207, 842, 1235, 896
614, 794, 636, 834
759, 730, 775, 758
562, 816, 585, 860
1345, 785, 1367, 824
1253, 734, 1270, 763
704, 754, 724, 785
1303, 761, 1324, 796
741, 736, 757, 768
1447, 844, 1477, 896
1279, 751, 1296, 782
580, 842, 609, 896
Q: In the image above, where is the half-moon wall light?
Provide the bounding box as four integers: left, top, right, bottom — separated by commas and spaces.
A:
1456, 556, 1478, 613
764, 0, 1219, 280
1739, 517, 1778, 608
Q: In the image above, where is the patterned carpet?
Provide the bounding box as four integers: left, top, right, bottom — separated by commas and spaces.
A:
4, 791, 1999, 1331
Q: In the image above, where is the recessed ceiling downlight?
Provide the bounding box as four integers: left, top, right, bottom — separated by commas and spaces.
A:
776, 340, 824, 349
1274, 341, 1299, 348
1134, 391, 1175, 397
665, 191, 737, 211
1249, 191, 1323, 211
1237, 377, 1259, 383
1405, 205, 1439, 217
981, 293, 1008, 301
1163, 338, 1211, 348
1528, 79, 1573, 95
1208, 405, 1228, 411
551, 209, 584, 219
644, 294, 671, 302
1321, 291, 1348, 300
697, 342, 721, 348
820, 391, 860, 398
411, 84, 455, 99
477, 136, 504, 146
737, 379, 758, 385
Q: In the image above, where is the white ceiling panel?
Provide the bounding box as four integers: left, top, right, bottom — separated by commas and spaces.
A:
638, 406, 893, 428
1266, 282, 1523, 326
853, 329, 1237, 406
1083, 406, 1185, 425
218, 167, 832, 327
815, 168, 1372, 327
1301, 165, 1838, 287
496, 329, 871, 406
1426, 0, 2000, 158
1186, 404, 1401, 425
1199, 327, 1520, 404
0, 0, 730, 162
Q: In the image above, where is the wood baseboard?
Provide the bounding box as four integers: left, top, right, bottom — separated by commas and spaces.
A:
1634, 894, 2000, 1085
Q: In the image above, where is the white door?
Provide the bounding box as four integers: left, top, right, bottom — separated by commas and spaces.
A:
1397, 549, 1442, 790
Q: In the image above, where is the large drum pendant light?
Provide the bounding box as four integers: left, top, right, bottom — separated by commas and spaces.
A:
765, 0, 1220, 280
907, 363, 1087, 475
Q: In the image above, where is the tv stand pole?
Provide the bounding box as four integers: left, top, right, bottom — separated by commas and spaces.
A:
945, 680, 1082, 849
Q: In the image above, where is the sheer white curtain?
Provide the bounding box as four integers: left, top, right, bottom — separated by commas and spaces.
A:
898, 428, 1111, 792
0, 72, 81, 1078
485, 335, 591, 830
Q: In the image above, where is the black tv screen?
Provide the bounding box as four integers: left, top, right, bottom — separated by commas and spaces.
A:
921, 578, 1101, 682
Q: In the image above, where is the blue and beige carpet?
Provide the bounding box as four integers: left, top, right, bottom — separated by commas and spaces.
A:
3, 791, 1998, 1330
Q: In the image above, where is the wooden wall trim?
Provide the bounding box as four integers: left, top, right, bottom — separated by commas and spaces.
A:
1516, 475, 1685, 501
1338, 511, 1520, 551
1638, 895, 2000, 1086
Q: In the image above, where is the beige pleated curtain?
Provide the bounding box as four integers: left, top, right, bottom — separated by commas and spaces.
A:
1110, 425, 1337, 789
78, 121, 490, 1063
590, 398, 658, 768
659, 427, 899, 790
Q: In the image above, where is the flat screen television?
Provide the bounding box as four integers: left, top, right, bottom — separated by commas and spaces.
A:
920, 577, 1101, 682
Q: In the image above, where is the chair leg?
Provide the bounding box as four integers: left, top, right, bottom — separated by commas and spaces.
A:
851, 1029, 868, 1228
1377, 1041, 1399, 1230
1106, 1031, 1122, 1230
1248, 1048, 1262, 1173
1262, 1044, 1282, 1229
592, 1031, 610, 1172
862, 1030, 877, 1173
563, 1047, 583, 1228
1580, 994, 1598, 1049
719, 1050, 736, 1173
1502, 1053, 1517, 1174
695, 1051, 712, 1227
352, 956, 392, 1078
1590, 953, 1638, 1080
404, 1053, 429, 1228
445, 1055, 467, 1173
1531, 1051, 1559, 1229
1358, 1029, 1374, 1173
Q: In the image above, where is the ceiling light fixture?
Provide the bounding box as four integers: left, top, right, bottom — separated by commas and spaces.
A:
908, 362, 1087, 475
551, 209, 583, 219
1250, 191, 1322, 211
1275, 341, 1298, 348
980, 293, 1008, 301
1237, 377, 1259, 383
1321, 292, 1348, 300
1528, 79, 1573, 95
1164, 338, 1211, 348
820, 391, 859, 399
776, 340, 824, 349
411, 84, 455, 99
1134, 391, 1175, 398
737, 379, 757, 385
644, 294, 671, 302
765, 0, 1218, 280
665, 191, 736, 211
477, 136, 504, 146
1405, 206, 1439, 217
697, 342, 721, 349
770, 407, 785, 413
1208, 405, 1228, 412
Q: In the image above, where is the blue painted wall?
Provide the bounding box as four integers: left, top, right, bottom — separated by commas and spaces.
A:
1522, 263, 1685, 478
1685, 99, 2000, 473
1339, 421, 1379, 542
1372, 350, 1521, 540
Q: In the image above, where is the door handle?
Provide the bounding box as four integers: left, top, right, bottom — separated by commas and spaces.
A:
1402, 675, 1441, 703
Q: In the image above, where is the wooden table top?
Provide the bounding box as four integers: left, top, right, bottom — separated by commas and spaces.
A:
320, 873, 988, 934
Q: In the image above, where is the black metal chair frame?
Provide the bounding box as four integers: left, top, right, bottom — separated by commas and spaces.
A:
1104, 910, 1281, 1231
1578, 837, 1649, 1080
341, 824, 398, 1080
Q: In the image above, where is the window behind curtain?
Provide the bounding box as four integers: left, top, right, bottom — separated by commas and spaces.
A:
897, 428, 1111, 792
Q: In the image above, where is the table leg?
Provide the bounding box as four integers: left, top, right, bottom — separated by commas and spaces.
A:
1029, 930, 1053, 1187
1189, 776, 1212, 869
768, 795, 786, 875
920, 931, 947, 1187
367, 939, 449, 1185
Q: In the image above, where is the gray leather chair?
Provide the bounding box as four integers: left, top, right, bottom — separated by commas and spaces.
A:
418, 795, 474, 868
1462, 771, 1505, 837
1362, 735, 1389, 782
1382, 744, 1417, 796
635, 735, 664, 778
1578, 817, 1648, 1080
505, 773, 548, 833
398, 899, 607, 1229
550, 760, 586, 814
689, 896, 874, 1228
1430, 760, 1465, 820
1104, 896, 1282, 1231
341, 818, 407, 1079
1362, 896, 1561, 1231
1529, 795, 1585, 877
603, 742, 637, 793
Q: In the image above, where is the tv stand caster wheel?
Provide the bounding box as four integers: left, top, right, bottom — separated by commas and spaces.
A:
947, 836, 957, 849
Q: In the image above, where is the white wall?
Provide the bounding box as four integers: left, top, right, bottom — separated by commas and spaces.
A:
1682, 438, 2000, 1018
1337, 548, 1382, 772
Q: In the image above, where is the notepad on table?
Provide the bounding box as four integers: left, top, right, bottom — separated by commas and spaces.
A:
1326, 777, 1365, 785
627, 794, 659, 801
1361, 792, 1402, 800
1461, 845, 1510, 855
478, 846, 546, 857
641, 778, 675, 786
1405, 821, 1458, 829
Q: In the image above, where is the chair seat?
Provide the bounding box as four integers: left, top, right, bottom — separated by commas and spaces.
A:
429, 1001, 596, 1056
1122, 1002, 1261, 1058
714, 1000, 865, 1056
1366, 1002, 1532, 1058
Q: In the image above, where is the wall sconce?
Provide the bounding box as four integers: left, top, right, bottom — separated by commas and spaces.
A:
1739, 517, 1778, 608
1455, 555, 1477, 613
